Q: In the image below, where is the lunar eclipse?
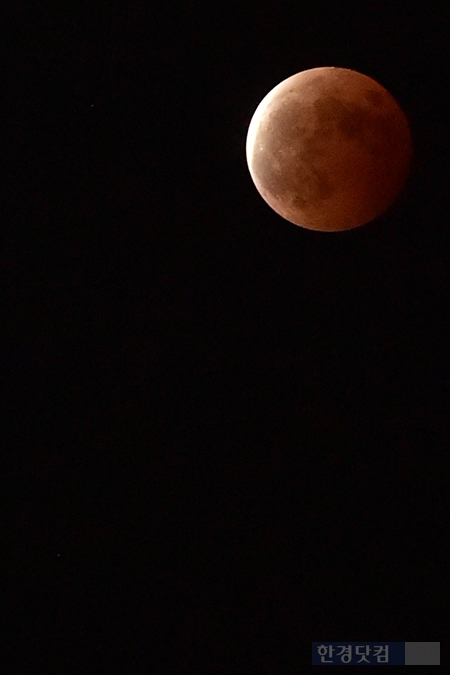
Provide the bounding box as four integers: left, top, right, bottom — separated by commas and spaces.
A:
246, 67, 412, 231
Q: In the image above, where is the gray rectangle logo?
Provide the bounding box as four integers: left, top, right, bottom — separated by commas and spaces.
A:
405, 642, 440, 665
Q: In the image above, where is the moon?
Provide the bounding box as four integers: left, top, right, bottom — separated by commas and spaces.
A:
246, 67, 412, 232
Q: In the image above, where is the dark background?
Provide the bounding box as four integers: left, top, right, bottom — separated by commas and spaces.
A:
4, 1, 449, 671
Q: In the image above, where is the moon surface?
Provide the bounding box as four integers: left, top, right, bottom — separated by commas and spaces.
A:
246, 67, 412, 232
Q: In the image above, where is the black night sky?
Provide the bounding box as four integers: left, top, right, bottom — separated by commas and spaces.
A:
5, 2, 449, 671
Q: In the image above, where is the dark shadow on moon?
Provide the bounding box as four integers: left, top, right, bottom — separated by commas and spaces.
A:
364, 88, 385, 107
313, 95, 392, 144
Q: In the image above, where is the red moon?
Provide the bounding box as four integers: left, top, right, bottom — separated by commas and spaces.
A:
246, 67, 412, 232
